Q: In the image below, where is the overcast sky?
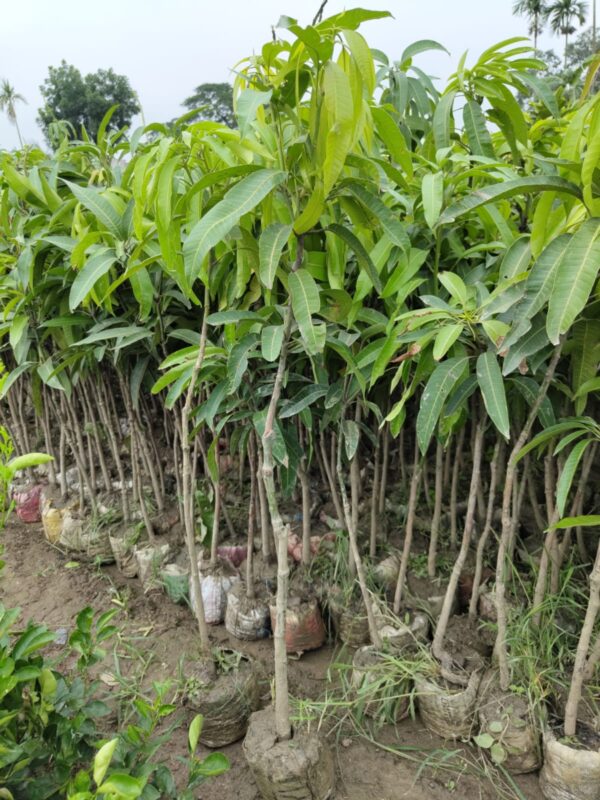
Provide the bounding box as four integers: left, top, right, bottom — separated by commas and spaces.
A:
0, 0, 568, 149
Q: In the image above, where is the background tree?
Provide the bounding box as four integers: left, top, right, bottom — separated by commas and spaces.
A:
37, 61, 140, 143
513, 0, 548, 49
537, 25, 600, 97
545, 0, 588, 64
180, 82, 235, 127
0, 80, 26, 148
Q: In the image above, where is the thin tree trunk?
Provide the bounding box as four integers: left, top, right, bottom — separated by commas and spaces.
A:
393, 439, 422, 614
427, 439, 444, 578
257, 450, 271, 561
336, 423, 382, 650
378, 423, 390, 517
450, 427, 466, 549
369, 432, 380, 559
433, 417, 484, 665
246, 433, 257, 600
469, 438, 503, 619
495, 342, 563, 691
181, 285, 211, 653
319, 432, 343, 522
564, 537, 600, 736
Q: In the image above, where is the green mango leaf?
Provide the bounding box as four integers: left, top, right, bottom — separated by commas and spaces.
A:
550, 515, 600, 530
438, 177, 582, 226
463, 99, 495, 158
432, 91, 455, 150
327, 223, 382, 293
343, 419, 360, 461
184, 169, 285, 282
417, 356, 468, 453
64, 181, 124, 239
422, 172, 444, 229
547, 218, 600, 345
477, 351, 510, 439
259, 224, 292, 290
280, 385, 328, 419
69, 248, 117, 311
433, 323, 462, 361
207, 310, 264, 325
289, 269, 322, 354
556, 439, 591, 517
261, 325, 284, 362
345, 183, 409, 251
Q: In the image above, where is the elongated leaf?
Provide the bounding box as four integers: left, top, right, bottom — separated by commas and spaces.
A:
261, 325, 284, 361
463, 100, 495, 158
501, 235, 531, 280
504, 235, 571, 352
343, 419, 360, 461
551, 515, 600, 530
515, 71, 559, 118
327, 223, 382, 293
547, 219, 600, 344
289, 269, 322, 354
556, 439, 591, 516
510, 376, 556, 429
207, 310, 264, 325
401, 39, 449, 63
184, 169, 285, 281
417, 356, 468, 453
438, 177, 582, 226
477, 351, 510, 439
236, 88, 272, 136
69, 249, 117, 311
433, 91, 455, 150
346, 183, 409, 251
280, 385, 328, 419
64, 181, 124, 239
227, 335, 257, 395
422, 172, 444, 229
259, 224, 292, 289
571, 319, 600, 414
433, 323, 462, 361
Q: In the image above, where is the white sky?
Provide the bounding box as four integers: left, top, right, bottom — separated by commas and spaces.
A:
0, 0, 568, 149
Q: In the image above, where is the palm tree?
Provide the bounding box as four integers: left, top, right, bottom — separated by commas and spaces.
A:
545, 0, 588, 65
0, 80, 26, 148
513, 0, 548, 49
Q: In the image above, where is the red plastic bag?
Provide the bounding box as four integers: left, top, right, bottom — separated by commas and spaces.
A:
14, 485, 43, 523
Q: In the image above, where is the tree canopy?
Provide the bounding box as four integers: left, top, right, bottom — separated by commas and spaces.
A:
181, 82, 235, 127
37, 61, 140, 144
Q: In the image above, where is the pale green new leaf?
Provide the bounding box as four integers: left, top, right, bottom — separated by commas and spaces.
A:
477, 351, 510, 439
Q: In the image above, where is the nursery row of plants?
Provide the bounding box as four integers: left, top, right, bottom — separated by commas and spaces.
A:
2, 7, 600, 799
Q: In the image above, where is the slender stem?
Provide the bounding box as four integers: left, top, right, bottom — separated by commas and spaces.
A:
495, 342, 563, 691
393, 438, 422, 614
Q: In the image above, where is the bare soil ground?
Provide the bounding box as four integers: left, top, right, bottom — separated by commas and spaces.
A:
0, 520, 544, 800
